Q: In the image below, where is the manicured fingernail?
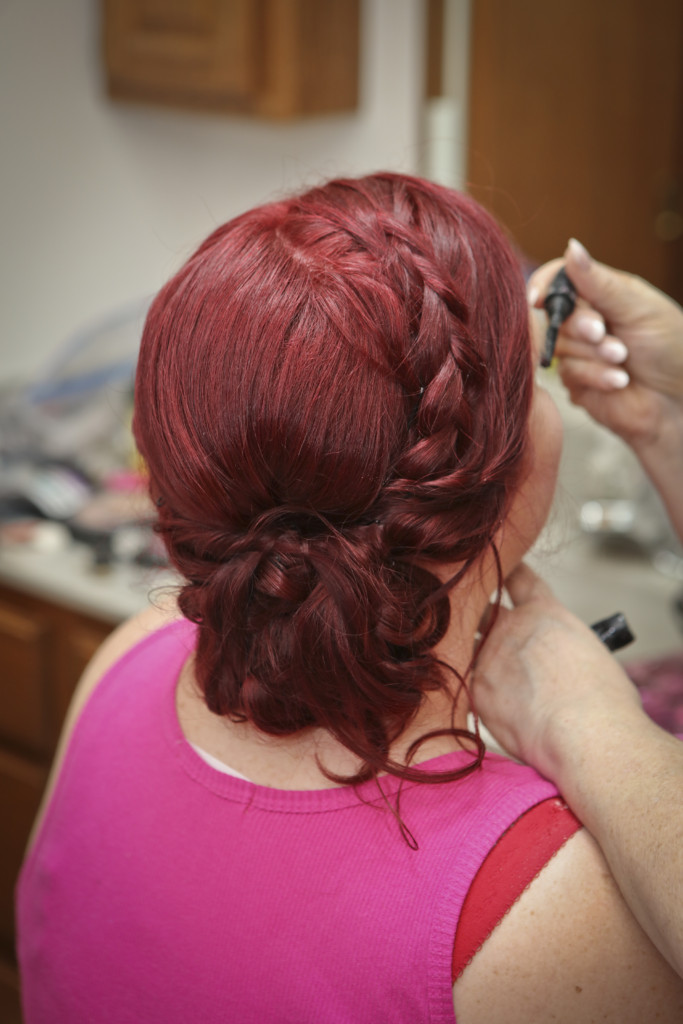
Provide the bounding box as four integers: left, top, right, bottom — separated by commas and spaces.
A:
599, 339, 628, 364
603, 368, 630, 389
567, 238, 591, 271
576, 314, 605, 343
527, 284, 539, 305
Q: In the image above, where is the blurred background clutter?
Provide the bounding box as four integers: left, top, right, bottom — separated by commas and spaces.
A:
0, 2, 682, 1018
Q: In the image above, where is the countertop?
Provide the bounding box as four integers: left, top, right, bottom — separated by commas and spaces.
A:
0, 538, 178, 624
528, 526, 683, 665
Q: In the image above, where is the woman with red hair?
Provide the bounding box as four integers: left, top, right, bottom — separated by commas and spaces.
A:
17, 174, 683, 1021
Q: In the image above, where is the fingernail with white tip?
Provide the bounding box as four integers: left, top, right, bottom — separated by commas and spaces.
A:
577, 315, 605, 343
599, 339, 628, 364
567, 238, 591, 270
603, 368, 630, 389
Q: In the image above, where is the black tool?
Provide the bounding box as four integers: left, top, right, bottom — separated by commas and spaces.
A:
541, 267, 577, 367
590, 612, 635, 652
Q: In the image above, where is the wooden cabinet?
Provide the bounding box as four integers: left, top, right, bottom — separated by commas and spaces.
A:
103, 0, 360, 118
0, 584, 114, 1022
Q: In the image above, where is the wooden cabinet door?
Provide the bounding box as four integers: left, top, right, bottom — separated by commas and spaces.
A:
104, 0, 260, 108
0, 602, 50, 757
103, 0, 360, 118
0, 586, 114, 746
467, 0, 683, 303
0, 751, 46, 965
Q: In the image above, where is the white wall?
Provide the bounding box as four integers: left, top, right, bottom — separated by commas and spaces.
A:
0, 0, 427, 382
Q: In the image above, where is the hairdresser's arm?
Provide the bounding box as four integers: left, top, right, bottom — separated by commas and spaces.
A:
473, 563, 683, 979
528, 240, 683, 542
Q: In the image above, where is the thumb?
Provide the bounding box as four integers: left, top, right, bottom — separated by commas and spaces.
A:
563, 239, 636, 324
504, 562, 555, 608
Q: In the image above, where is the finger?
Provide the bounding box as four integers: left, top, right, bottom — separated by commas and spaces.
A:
527, 259, 565, 306
560, 306, 607, 345
477, 601, 494, 634
477, 600, 512, 635
528, 267, 608, 346
562, 239, 639, 324
528, 240, 638, 335
503, 562, 555, 607
558, 355, 630, 393
555, 332, 629, 366
475, 604, 512, 660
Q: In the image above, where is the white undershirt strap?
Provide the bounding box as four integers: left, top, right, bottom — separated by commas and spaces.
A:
188, 742, 252, 782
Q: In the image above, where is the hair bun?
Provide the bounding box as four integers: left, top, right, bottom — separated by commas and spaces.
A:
174, 506, 387, 631
249, 536, 319, 613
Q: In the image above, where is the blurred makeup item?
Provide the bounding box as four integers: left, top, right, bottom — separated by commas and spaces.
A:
590, 612, 635, 652
542, 267, 577, 367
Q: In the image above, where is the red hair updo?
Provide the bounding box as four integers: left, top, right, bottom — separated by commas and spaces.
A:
133, 173, 533, 786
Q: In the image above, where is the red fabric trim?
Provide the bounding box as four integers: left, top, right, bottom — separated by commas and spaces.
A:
452, 796, 582, 982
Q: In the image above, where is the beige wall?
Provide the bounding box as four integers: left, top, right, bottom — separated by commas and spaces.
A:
0, 0, 429, 382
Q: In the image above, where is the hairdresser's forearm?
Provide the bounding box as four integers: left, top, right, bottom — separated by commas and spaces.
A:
546, 709, 683, 978
632, 407, 683, 545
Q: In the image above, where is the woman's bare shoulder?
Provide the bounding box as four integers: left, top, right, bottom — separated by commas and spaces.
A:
26, 594, 182, 853
453, 826, 683, 1023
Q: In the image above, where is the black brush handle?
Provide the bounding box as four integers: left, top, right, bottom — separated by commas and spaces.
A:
590, 612, 635, 652
541, 267, 577, 367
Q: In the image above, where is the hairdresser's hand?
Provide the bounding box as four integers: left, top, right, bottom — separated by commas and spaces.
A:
475, 561, 683, 979
473, 562, 642, 780
528, 239, 683, 455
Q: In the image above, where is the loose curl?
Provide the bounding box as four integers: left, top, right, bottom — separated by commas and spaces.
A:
133, 173, 533, 788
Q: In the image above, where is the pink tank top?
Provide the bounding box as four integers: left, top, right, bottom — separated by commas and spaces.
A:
17, 618, 562, 1023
